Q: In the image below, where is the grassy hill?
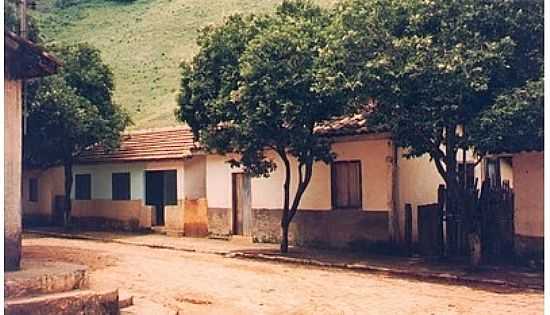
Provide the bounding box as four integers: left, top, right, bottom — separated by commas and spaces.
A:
32, 0, 337, 129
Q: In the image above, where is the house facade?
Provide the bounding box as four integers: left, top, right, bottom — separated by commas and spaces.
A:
23, 127, 208, 237
22, 115, 537, 258
5, 30, 60, 270
206, 132, 395, 248
205, 114, 515, 248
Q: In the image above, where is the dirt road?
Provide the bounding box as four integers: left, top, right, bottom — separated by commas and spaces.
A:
22, 236, 543, 315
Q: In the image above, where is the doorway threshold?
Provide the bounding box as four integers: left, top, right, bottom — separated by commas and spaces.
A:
151, 226, 167, 235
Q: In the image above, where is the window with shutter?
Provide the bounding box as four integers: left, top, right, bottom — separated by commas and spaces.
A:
331, 161, 362, 209
112, 172, 131, 200
75, 174, 91, 200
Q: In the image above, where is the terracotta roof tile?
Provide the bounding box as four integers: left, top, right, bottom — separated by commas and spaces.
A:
314, 112, 371, 137
78, 126, 198, 163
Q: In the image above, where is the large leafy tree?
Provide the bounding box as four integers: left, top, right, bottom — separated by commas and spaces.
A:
177, 0, 347, 252
318, 0, 543, 248
471, 78, 544, 155
25, 44, 131, 226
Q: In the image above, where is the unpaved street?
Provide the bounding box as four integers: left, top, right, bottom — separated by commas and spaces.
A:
22, 236, 543, 315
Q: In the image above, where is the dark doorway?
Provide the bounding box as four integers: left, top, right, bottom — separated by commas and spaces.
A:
232, 173, 251, 236
145, 170, 177, 226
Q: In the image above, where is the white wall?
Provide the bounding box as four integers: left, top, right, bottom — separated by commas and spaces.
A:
397, 148, 483, 241
183, 155, 207, 200
72, 163, 146, 200
206, 136, 394, 212
72, 160, 189, 202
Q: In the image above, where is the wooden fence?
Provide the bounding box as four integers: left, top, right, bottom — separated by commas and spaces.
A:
413, 179, 514, 262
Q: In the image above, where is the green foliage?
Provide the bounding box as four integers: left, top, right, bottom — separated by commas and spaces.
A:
471, 78, 544, 154
319, 0, 543, 174
54, 0, 83, 9
24, 76, 101, 164
177, 0, 344, 251
177, 0, 342, 177
31, 0, 338, 128
24, 43, 131, 167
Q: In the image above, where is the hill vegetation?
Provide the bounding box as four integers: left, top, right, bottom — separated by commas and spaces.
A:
32, 0, 337, 128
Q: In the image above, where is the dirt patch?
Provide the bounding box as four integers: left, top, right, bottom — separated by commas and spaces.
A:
23, 245, 117, 271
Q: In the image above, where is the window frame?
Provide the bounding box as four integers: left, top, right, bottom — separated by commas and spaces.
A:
112, 172, 131, 201
331, 160, 363, 210
75, 174, 92, 200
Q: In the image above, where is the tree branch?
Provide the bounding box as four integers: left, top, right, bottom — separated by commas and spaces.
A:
288, 160, 313, 222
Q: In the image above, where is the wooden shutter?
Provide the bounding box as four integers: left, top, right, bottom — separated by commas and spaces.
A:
347, 162, 362, 208
332, 161, 362, 209
75, 174, 91, 200
163, 170, 178, 205
112, 173, 131, 200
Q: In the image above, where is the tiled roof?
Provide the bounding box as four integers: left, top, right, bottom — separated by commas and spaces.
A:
314, 112, 372, 137
78, 109, 383, 164
77, 126, 198, 163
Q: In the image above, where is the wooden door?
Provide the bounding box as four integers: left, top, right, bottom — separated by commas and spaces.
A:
232, 173, 251, 236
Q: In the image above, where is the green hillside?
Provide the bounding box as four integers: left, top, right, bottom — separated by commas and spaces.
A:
32, 0, 337, 129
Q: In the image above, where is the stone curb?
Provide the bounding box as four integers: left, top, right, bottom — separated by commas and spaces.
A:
26, 230, 543, 291
25, 230, 229, 256
225, 252, 544, 291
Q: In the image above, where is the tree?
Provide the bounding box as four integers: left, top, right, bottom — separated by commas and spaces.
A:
25, 44, 131, 226
318, 0, 543, 249
177, 0, 347, 252
471, 78, 544, 155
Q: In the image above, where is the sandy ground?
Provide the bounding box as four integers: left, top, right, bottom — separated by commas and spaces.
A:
22, 236, 543, 315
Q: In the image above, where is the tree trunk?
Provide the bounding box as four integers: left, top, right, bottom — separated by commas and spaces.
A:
281, 218, 290, 253
278, 148, 291, 254
275, 150, 314, 254
444, 124, 460, 256
63, 161, 73, 228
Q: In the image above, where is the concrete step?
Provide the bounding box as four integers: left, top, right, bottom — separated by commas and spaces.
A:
5, 289, 119, 315
5, 261, 88, 299
151, 226, 167, 235
118, 291, 134, 309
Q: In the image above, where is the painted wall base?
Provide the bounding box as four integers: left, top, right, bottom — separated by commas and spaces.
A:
207, 208, 232, 237
207, 207, 389, 250
71, 216, 149, 232
73, 199, 153, 229
183, 199, 208, 237
23, 214, 53, 227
